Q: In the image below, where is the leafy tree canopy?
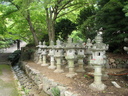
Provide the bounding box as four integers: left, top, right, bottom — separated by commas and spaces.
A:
95, 0, 128, 53
55, 18, 76, 41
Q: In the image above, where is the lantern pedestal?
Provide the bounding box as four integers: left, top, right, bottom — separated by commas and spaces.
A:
48, 56, 56, 69
89, 65, 106, 91
66, 56, 77, 78
76, 48, 85, 73
37, 54, 42, 64
41, 55, 48, 66
54, 56, 64, 73
76, 59, 85, 72
89, 82, 106, 91
48, 41, 56, 69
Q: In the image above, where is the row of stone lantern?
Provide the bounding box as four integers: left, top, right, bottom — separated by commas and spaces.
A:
36, 37, 86, 78
36, 31, 109, 91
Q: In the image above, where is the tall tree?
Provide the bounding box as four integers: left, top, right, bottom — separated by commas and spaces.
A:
76, 5, 97, 41
55, 18, 76, 41
41, 0, 96, 42
0, 0, 41, 45
95, 0, 128, 53
12, 0, 39, 45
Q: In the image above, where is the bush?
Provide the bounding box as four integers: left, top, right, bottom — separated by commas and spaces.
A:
8, 50, 21, 66
51, 87, 60, 96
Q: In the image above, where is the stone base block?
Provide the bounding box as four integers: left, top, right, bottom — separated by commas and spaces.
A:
66, 73, 77, 78
76, 69, 85, 73
89, 83, 107, 91
48, 65, 56, 69
86, 65, 93, 69
37, 61, 42, 64
41, 64, 48, 66
54, 69, 64, 73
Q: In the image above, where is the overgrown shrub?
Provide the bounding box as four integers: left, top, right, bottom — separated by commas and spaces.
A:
51, 87, 60, 96
8, 50, 21, 66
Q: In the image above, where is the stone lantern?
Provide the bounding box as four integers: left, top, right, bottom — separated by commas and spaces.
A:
124, 38, 128, 53
54, 39, 64, 73
89, 33, 109, 91
48, 40, 56, 69
76, 40, 85, 72
65, 37, 77, 78
85, 38, 93, 67
37, 41, 42, 64
40, 41, 48, 66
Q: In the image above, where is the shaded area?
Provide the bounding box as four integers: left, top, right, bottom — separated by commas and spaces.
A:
13, 66, 49, 96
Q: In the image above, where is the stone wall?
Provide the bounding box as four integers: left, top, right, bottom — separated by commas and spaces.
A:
108, 57, 128, 68
20, 61, 79, 96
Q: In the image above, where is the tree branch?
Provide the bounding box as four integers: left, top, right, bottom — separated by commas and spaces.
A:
8, 0, 20, 10
53, 0, 64, 18
57, 0, 74, 15
57, 0, 64, 4
57, 6, 83, 18
60, 2, 87, 10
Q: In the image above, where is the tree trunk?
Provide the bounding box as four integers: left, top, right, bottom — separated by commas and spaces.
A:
50, 20, 55, 42
26, 11, 39, 45
46, 8, 55, 43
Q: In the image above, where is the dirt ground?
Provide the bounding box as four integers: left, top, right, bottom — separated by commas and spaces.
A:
26, 52, 128, 96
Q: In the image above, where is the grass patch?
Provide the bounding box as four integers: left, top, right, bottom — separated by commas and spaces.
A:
0, 64, 20, 96
0, 79, 20, 96
51, 87, 60, 96
0, 64, 11, 75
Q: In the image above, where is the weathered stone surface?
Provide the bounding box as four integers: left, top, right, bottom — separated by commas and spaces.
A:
65, 91, 73, 96
20, 61, 78, 96
89, 32, 108, 91
109, 58, 115, 63
89, 83, 107, 91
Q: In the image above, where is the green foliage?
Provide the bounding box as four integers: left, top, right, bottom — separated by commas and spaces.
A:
76, 5, 97, 41
123, 1, 128, 17
55, 19, 76, 41
70, 30, 84, 42
76, 0, 128, 53
0, 0, 127, 53
80, 16, 97, 40
0, 0, 47, 45
0, 0, 97, 44
51, 87, 60, 96
8, 50, 21, 65
21, 86, 30, 95
97, 0, 110, 8
77, 5, 96, 25
0, 64, 10, 75
0, 34, 14, 49
0, 64, 20, 96
95, 0, 128, 53
84, 74, 92, 78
